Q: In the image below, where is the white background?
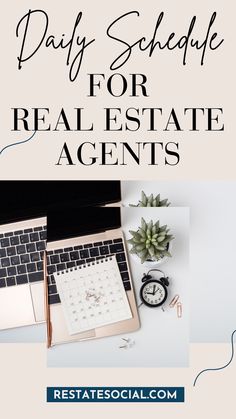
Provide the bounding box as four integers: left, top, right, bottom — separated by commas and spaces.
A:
122, 181, 236, 342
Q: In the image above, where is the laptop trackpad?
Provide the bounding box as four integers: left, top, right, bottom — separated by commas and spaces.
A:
0, 285, 35, 330
30, 283, 45, 322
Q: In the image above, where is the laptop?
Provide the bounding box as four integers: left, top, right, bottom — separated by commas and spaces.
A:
46, 206, 140, 346
0, 180, 121, 330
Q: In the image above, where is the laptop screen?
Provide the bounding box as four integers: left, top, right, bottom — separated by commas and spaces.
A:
47, 207, 121, 242
0, 181, 121, 224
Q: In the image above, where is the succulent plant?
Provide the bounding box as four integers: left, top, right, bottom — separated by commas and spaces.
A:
130, 191, 171, 207
128, 218, 174, 263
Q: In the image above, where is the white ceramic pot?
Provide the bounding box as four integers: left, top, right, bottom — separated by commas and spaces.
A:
130, 242, 172, 268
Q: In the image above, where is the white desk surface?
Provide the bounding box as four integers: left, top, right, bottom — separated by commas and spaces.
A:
46, 207, 189, 367
122, 181, 236, 343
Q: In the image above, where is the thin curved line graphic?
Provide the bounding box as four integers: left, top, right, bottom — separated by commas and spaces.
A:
193, 329, 236, 387
0, 131, 36, 156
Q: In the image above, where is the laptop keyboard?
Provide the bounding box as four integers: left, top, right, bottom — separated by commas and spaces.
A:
0, 226, 46, 288
47, 238, 131, 305
0, 229, 132, 305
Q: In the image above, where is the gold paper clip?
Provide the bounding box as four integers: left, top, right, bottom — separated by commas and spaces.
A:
169, 294, 179, 308
177, 302, 182, 318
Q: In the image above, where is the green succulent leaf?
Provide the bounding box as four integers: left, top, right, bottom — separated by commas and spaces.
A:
141, 191, 147, 205
138, 249, 148, 258
159, 224, 167, 232
129, 230, 142, 240
146, 221, 151, 231
155, 245, 165, 251
129, 192, 170, 208
157, 236, 166, 242
138, 228, 147, 239
148, 245, 155, 257
141, 217, 147, 230
147, 194, 153, 205
140, 254, 148, 264
165, 235, 174, 241
160, 199, 168, 206
155, 221, 160, 230
135, 243, 146, 251
153, 251, 161, 259
159, 238, 171, 246
152, 225, 157, 235
128, 217, 174, 262
162, 250, 172, 257
133, 238, 143, 243
155, 194, 160, 205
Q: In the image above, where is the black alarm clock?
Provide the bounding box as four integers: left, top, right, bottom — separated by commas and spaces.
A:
140, 269, 169, 308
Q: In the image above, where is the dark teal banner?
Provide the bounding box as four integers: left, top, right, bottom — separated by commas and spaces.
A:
47, 387, 185, 403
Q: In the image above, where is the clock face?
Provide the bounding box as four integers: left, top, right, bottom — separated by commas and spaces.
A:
140, 280, 167, 307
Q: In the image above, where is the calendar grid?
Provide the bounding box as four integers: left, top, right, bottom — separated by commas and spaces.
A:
54, 256, 132, 335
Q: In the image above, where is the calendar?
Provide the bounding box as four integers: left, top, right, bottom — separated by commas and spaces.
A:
54, 256, 132, 335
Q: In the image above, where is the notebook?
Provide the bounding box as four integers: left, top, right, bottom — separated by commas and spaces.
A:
54, 256, 132, 335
